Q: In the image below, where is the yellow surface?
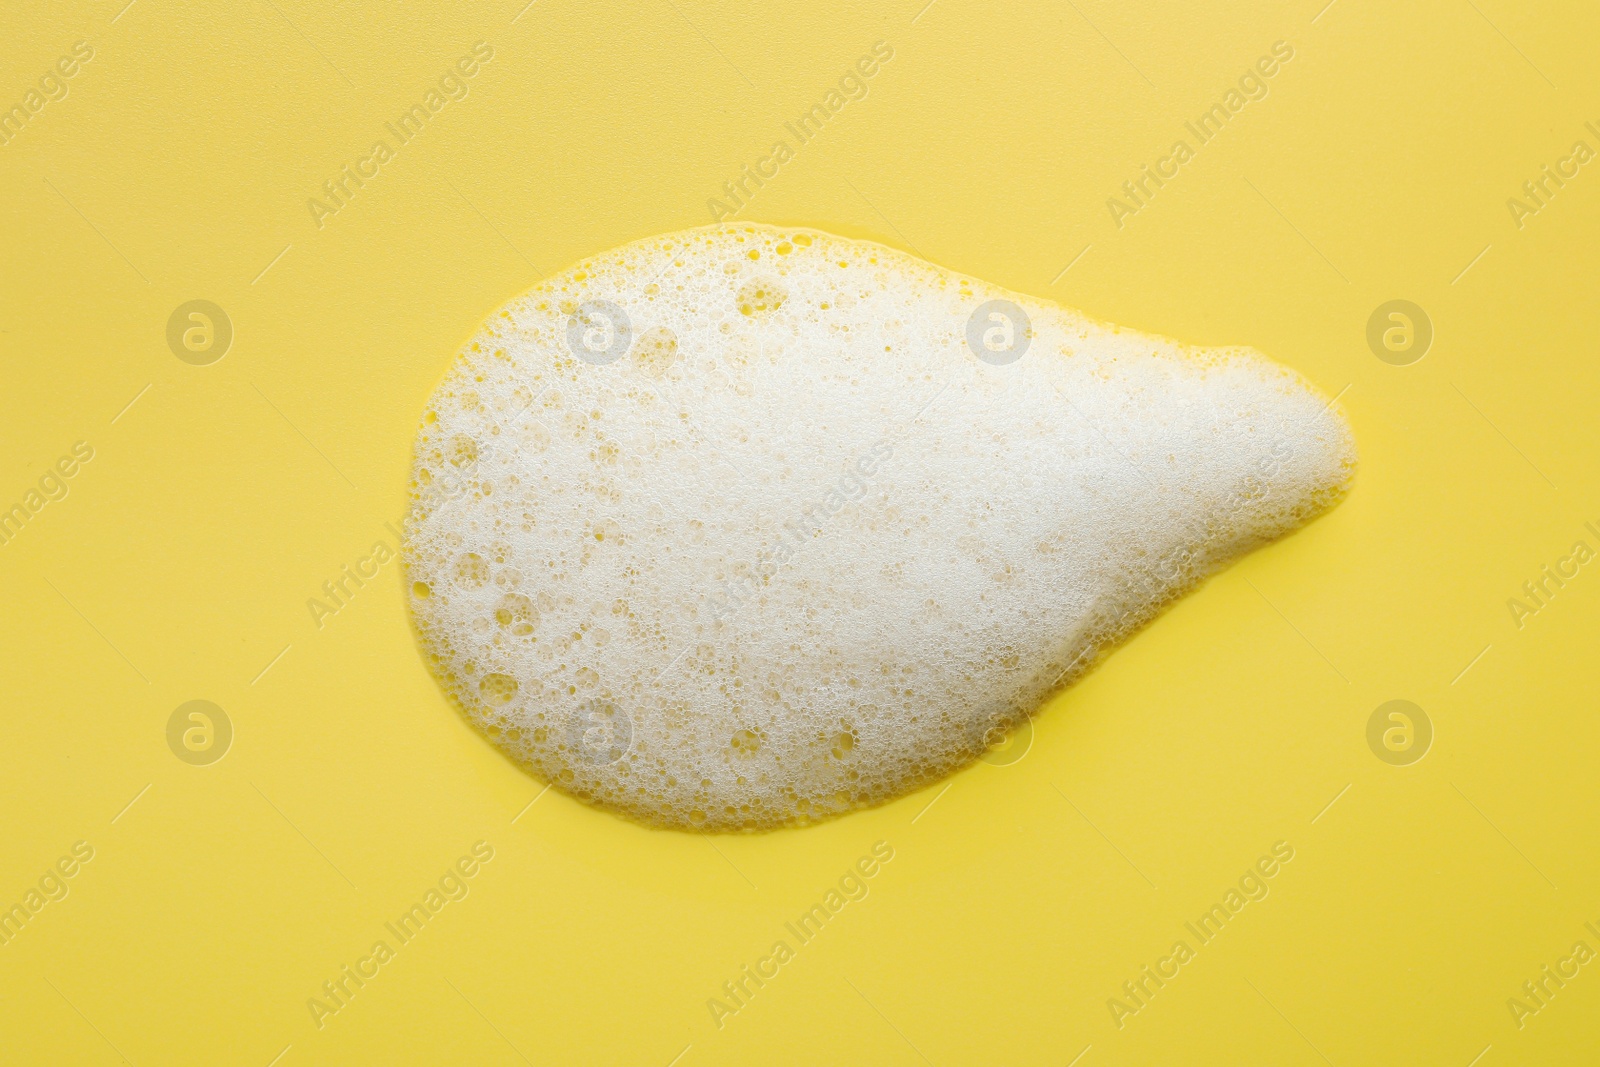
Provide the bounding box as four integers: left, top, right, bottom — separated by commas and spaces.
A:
2, 0, 1597, 1063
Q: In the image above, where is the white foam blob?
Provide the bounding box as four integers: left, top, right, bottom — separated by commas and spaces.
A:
403, 223, 1355, 831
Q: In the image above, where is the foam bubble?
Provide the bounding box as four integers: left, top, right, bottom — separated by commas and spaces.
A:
403, 223, 1355, 831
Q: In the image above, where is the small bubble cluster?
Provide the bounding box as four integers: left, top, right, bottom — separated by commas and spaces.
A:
403, 223, 1356, 831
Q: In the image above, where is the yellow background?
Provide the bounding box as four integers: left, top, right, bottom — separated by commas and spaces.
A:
2, 0, 1597, 1063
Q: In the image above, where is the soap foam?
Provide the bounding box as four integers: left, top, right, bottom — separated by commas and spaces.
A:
403, 223, 1355, 831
